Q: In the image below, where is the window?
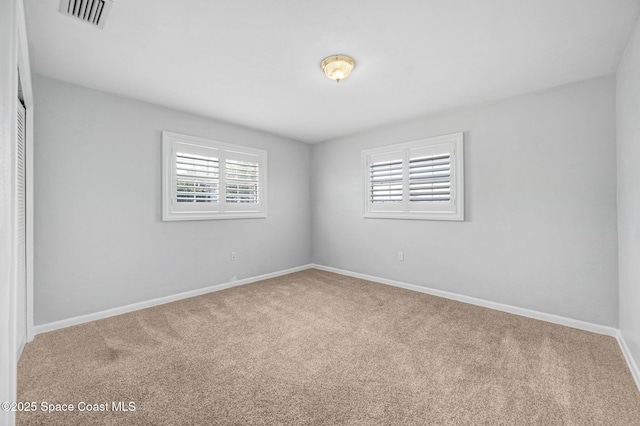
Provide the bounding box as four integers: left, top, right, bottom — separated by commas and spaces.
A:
363, 132, 464, 221
162, 131, 267, 221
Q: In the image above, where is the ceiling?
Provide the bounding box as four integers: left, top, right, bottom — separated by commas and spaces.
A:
24, 0, 640, 143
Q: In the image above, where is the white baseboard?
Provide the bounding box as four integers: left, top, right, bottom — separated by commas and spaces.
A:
311, 264, 618, 337
16, 335, 26, 360
34, 264, 314, 335
617, 331, 640, 390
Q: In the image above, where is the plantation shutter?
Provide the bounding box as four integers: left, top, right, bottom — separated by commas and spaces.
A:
365, 150, 405, 213
370, 159, 403, 203
409, 153, 451, 202
176, 151, 219, 203
171, 141, 221, 214
225, 159, 259, 204
162, 131, 268, 220
363, 132, 463, 220
224, 150, 263, 213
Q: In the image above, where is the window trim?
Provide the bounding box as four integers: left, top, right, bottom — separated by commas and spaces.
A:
162, 131, 267, 221
362, 132, 464, 221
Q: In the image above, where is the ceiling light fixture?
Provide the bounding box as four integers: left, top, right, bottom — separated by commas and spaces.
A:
321, 55, 355, 83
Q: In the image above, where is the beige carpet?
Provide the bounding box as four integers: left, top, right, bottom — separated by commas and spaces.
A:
17, 269, 640, 425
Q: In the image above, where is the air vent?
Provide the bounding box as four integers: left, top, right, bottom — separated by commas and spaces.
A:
59, 0, 113, 29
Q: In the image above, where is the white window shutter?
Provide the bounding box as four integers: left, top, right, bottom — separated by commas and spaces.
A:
175, 151, 219, 203
409, 153, 451, 202
225, 159, 259, 204
370, 159, 403, 203
362, 132, 464, 221
162, 132, 267, 221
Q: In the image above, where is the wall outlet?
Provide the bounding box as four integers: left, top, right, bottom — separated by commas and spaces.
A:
231, 251, 237, 261
398, 251, 404, 261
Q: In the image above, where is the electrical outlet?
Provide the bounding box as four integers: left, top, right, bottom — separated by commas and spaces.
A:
398, 251, 404, 261
231, 251, 237, 261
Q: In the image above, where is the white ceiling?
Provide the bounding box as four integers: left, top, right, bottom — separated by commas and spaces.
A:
25, 0, 640, 143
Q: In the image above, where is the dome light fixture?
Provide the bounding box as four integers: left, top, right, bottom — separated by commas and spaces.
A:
321, 55, 355, 83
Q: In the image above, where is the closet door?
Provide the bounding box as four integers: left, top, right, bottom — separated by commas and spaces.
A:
16, 99, 26, 346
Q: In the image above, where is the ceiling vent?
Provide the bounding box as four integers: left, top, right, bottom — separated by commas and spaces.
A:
59, 0, 113, 29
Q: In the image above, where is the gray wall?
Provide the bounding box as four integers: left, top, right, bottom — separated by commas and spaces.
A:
34, 73, 621, 329
33, 75, 312, 325
312, 76, 618, 326
617, 17, 640, 376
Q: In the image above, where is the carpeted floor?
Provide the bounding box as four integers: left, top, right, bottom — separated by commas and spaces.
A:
17, 269, 640, 425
